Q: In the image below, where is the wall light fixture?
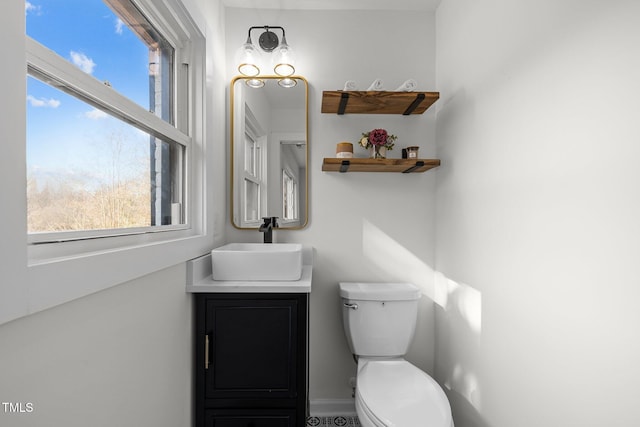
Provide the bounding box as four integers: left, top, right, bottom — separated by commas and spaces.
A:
235, 26, 296, 79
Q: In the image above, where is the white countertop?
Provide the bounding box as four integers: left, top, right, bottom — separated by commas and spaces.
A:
187, 265, 312, 293
185, 245, 313, 294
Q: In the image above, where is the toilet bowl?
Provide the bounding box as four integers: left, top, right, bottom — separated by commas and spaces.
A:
355, 359, 453, 427
339, 282, 454, 427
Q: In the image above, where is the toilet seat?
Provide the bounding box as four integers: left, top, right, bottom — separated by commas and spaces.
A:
356, 359, 453, 427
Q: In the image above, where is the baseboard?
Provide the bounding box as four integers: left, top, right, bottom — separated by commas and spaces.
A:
309, 399, 357, 416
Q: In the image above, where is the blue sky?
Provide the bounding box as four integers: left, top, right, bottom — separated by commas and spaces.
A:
26, 0, 152, 188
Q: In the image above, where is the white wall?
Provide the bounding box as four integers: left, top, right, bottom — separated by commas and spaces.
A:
0, 0, 227, 425
224, 8, 439, 403
2, 3, 438, 423
435, 1, 640, 426
0, 265, 192, 426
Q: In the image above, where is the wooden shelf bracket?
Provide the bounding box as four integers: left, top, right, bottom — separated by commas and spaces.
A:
337, 92, 349, 115
403, 93, 426, 115
402, 161, 425, 173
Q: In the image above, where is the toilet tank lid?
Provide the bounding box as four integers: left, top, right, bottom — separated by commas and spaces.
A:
339, 282, 421, 301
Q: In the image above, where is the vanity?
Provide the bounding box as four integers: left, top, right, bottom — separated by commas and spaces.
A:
187, 245, 312, 427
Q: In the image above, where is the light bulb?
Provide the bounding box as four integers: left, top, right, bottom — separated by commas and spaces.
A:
272, 36, 295, 77
235, 38, 261, 77
246, 78, 265, 88
278, 77, 297, 88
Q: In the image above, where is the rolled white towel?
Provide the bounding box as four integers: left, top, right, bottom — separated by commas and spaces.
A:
395, 79, 418, 92
343, 80, 357, 91
366, 78, 384, 91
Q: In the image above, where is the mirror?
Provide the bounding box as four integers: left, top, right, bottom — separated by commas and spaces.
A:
230, 76, 308, 229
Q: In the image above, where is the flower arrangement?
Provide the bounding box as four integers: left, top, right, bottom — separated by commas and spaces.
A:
358, 128, 397, 150
358, 128, 397, 159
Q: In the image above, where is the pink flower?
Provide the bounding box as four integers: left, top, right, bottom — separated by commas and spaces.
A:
357, 129, 397, 150
368, 129, 389, 146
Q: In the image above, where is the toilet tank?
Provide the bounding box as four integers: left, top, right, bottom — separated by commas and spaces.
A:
339, 282, 421, 358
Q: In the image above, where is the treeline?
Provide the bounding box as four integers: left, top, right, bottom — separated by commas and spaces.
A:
27, 174, 151, 233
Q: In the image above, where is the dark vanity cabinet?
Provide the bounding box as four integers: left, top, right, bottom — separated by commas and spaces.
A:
194, 293, 309, 427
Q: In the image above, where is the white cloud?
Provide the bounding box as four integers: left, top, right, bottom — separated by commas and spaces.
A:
115, 18, 125, 35
70, 51, 96, 74
27, 95, 61, 108
25, 1, 41, 15
84, 109, 109, 120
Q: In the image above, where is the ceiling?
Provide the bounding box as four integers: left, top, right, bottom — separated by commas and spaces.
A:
222, 0, 441, 11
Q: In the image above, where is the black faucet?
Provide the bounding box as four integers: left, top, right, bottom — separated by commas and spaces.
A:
259, 217, 278, 243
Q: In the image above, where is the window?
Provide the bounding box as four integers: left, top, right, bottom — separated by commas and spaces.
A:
0, 0, 209, 325
282, 169, 298, 221
26, 0, 190, 242
239, 106, 266, 227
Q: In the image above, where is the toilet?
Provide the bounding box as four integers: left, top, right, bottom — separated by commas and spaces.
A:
339, 282, 454, 427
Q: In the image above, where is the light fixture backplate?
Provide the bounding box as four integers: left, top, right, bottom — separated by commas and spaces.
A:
258, 30, 279, 52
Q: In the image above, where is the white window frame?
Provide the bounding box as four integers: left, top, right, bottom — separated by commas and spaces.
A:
234, 104, 268, 228
27, 0, 193, 249
26, 39, 190, 244
0, 0, 212, 324
242, 130, 262, 223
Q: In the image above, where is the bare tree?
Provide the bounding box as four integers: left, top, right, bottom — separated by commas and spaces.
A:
27, 125, 151, 233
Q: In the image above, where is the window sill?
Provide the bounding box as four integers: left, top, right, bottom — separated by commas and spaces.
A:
24, 232, 211, 320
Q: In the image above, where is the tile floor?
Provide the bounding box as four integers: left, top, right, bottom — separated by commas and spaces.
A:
306, 416, 361, 426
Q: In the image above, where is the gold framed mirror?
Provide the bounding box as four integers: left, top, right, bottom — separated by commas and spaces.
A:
230, 75, 308, 229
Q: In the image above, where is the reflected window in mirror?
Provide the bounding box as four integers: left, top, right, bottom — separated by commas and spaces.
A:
282, 169, 298, 221
239, 107, 266, 227
244, 179, 260, 223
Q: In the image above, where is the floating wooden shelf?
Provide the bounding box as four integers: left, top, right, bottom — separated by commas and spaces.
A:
322, 158, 440, 173
321, 91, 439, 115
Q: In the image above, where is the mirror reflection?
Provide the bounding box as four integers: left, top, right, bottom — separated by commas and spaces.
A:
230, 76, 308, 229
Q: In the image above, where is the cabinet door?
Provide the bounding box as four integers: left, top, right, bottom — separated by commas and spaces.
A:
205, 409, 296, 427
205, 298, 298, 399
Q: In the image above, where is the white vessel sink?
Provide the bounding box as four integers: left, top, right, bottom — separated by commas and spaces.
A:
210, 243, 303, 281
